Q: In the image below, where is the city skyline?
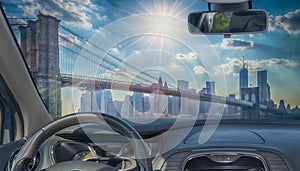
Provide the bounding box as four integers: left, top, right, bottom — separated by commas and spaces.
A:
78, 77, 217, 118
77, 72, 299, 118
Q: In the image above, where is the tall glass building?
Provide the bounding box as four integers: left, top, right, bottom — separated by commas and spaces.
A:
239, 68, 248, 90
257, 70, 268, 103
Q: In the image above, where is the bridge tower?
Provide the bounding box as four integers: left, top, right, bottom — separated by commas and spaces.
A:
20, 13, 61, 117
240, 87, 260, 119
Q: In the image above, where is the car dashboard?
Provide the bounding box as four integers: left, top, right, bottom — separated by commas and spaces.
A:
23, 121, 300, 171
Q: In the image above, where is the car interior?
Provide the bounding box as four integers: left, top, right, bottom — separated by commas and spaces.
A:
0, 0, 300, 171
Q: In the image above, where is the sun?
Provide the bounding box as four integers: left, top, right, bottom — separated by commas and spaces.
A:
135, 0, 194, 34
153, 14, 178, 34
119, 0, 195, 53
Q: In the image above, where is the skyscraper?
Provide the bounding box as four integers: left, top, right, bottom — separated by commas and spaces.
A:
142, 96, 150, 113
177, 80, 189, 90
158, 76, 163, 87
100, 90, 116, 115
206, 81, 216, 95
278, 100, 286, 113
168, 96, 180, 115
199, 81, 215, 115
267, 83, 271, 102
188, 89, 199, 116
239, 58, 248, 91
199, 81, 215, 95
164, 80, 168, 89
149, 93, 168, 114
80, 91, 93, 112
227, 94, 237, 115
80, 91, 102, 112
176, 80, 189, 115
257, 70, 270, 103
120, 95, 133, 118
133, 92, 144, 114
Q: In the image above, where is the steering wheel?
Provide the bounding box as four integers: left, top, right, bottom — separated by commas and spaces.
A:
10, 113, 153, 171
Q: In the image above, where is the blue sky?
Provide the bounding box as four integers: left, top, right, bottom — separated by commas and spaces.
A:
2, 0, 300, 113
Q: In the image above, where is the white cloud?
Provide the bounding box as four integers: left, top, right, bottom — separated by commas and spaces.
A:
101, 70, 114, 78
176, 52, 197, 60
110, 47, 119, 53
19, 3, 41, 16
108, 45, 125, 58
215, 57, 298, 76
18, 0, 106, 29
94, 13, 108, 22
221, 39, 254, 50
187, 52, 197, 59
131, 50, 140, 55
193, 66, 207, 75
214, 58, 242, 76
100, 69, 136, 80
176, 53, 186, 59
249, 58, 298, 70
76, 0, 96, 7
59, 33, 80, 46
269, 9, 300, 35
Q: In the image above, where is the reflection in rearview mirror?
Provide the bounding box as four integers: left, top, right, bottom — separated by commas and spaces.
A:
188, 10, 268, 35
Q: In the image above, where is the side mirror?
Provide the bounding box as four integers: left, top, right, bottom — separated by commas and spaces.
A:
188, 10, 268, 35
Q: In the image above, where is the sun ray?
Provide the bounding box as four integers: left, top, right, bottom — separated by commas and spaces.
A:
168, 0, 180, 16
124, 35, 148, 50
169, 2, 196, 17
137, 1, 154, 14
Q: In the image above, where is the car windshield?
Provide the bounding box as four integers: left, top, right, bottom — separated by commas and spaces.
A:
2, 0, 300, 121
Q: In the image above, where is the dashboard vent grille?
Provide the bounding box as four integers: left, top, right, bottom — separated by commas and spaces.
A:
161, 151, 290, 171
161, 152, 189, 171
183, 153, 266, 171
261, 151, 289, 171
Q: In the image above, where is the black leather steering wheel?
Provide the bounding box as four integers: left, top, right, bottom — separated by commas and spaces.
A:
10, 113, 152, 171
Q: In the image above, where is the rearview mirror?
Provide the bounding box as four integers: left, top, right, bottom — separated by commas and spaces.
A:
188, 10, 268, 35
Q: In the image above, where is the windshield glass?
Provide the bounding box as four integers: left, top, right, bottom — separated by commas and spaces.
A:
2, 0, 300, 121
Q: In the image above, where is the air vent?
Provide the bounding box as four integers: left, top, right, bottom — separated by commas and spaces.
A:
183, 152, 267, 171
7, 148, 40, 171
161, 152, 189, 171
261, 151, 289, 171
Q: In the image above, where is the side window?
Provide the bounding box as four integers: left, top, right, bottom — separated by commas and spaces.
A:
0, 76, 23, 145
0, 95, 13, 144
